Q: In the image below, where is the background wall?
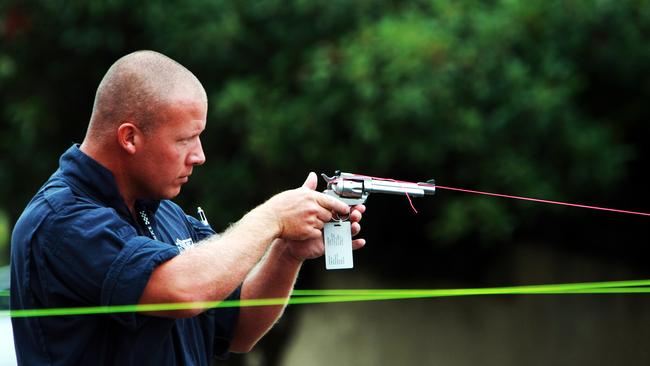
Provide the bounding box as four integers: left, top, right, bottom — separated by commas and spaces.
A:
1, 1, 649, 365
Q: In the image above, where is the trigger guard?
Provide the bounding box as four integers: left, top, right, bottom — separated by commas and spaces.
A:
333, 212, 350, 222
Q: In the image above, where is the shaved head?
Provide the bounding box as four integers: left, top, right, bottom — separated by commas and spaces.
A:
86, 50, 207, 142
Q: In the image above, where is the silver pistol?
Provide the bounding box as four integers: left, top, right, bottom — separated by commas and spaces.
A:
319, 171, 435, 270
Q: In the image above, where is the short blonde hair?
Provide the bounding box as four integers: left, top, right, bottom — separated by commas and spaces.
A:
86, 50, 207, 141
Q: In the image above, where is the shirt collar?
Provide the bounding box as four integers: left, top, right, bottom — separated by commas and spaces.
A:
58, 144, 161, 217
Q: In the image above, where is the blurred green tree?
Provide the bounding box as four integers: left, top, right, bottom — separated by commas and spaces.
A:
4, 1, 650, 364
1, 0, 649, 271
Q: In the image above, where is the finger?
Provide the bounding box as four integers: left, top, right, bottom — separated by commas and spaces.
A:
349, 205, 366, 223
352, 204, 366, 214
302, 172, 318, 190
315, 193, 349, 216
312, 218, 325, 230
349, 209, 362, 223
307, 227, 323, 239
315, 207, 333, 223
352, 238, 366, 250
351, 222, 361, 236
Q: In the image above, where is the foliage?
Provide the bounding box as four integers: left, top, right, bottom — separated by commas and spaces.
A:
1, 0, 649, 268
0, 211, 8, 266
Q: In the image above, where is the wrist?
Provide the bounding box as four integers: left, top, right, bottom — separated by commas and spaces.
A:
271, 239, 305, 267
254, 200, 283, 239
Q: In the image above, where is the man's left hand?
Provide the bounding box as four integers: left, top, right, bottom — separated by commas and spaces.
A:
280, 172, 366, 261
283, 204, 366, 261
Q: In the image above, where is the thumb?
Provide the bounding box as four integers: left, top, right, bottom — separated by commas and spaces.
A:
302, 172, 318, 190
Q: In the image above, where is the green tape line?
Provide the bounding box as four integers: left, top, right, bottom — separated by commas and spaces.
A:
4, 278, 649, 299
2, 279, 650, 318
292, 278, 650, 296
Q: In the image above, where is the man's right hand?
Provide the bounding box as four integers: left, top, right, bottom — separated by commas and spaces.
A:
262, 172, 350, 241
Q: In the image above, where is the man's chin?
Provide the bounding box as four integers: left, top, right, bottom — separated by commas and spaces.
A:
161, 186, 182, 200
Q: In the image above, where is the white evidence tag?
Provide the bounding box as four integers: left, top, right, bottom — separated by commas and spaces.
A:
323, 221, 353, 270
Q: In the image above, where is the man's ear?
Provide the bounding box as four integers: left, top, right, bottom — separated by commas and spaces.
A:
116, 122, 142, 155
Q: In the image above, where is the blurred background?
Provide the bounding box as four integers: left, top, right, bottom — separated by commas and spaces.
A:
1, 0, 650, 365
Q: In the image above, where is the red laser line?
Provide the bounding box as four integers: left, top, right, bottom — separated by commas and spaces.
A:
435, 185, 650, 217
342, 173, 650, 217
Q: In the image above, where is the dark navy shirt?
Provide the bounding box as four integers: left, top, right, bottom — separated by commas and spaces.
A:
10, 145, 241, 365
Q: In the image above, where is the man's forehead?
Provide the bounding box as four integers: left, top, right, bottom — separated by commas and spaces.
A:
167, 96, 207, 111
155, 98, 207, 131
163, 98, 206, 117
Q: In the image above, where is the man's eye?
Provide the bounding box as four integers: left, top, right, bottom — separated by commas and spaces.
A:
179, 135, 199, 144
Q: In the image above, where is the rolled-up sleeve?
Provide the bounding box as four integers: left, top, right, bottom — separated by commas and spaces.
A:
38, 207, 180, 330
102, 234, 179, 329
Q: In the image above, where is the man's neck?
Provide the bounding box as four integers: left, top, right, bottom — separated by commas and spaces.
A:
80, 140, 138, 215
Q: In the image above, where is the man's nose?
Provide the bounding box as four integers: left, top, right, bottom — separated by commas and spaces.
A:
189, 139, 206, 166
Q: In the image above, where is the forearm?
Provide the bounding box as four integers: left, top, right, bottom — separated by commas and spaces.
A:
230, 239, 303, 353
139, 174, 349, 318
139, 206, 280, 316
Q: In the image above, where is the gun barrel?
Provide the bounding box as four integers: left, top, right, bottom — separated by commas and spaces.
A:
365, 180, 435, 197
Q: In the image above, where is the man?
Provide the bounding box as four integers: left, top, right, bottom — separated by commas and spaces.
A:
10, 50, 366, 365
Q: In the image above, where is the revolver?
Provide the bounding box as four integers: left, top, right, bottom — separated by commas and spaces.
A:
319, 171, 436, 270
321, 171, 436, 209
